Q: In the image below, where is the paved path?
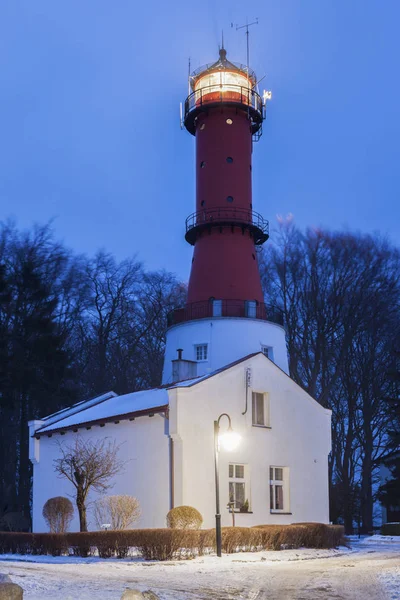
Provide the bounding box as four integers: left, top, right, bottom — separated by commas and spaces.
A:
1, 544, 399, 599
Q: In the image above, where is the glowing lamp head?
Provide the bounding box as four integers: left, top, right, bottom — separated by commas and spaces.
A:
219, 426, 241, 451
190, 48, 255, 108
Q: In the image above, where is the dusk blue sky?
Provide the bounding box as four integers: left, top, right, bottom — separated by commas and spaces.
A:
0, 1, 399, 282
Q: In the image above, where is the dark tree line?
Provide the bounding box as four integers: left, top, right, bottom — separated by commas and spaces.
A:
0, 222, 185, 528
259, 220, 400, 533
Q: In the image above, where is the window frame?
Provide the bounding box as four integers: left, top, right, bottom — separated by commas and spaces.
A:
251, 391, 270, 428
261, 345, 274, 361
229, 463, 250, 512
269, 466, 290, 513
194, 343, 208, 362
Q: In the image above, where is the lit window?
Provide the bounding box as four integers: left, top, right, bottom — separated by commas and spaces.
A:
195, 344, 208, 361
226, 118, 233, 125
270, 467, 289, 512
226, 157, 233, 163
200, 123, 206, 130
261, 346, 274, 361
229, 463, 249, 511
226, 196, 234, 203
252, 392, 270, 427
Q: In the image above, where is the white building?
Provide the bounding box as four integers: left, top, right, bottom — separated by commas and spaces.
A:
29, 47, 332, 531
30, 351, 331, 531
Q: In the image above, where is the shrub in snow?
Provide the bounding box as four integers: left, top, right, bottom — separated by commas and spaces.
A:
166, 506, 203, 530
93, 495, 141, 531
0, 523, 345, 559
42, 497, 74, 533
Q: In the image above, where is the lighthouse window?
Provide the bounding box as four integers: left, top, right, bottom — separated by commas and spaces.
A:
200, 161, 206, 168
226, 196, 234, 203
245, 300, 257, 318
200, 123, 206, 130
195, 344, 208, 361
201, 200, 205, 206
226, 118, 233, 125
226, 157, 233, 163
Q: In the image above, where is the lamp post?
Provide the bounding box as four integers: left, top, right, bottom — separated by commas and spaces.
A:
214, 413, 241, 557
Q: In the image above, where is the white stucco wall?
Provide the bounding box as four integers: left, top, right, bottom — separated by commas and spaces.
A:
162, 318, 289, 384
170, 353, 331, 528
31, 415, 170, 532
31, 354, 331, 531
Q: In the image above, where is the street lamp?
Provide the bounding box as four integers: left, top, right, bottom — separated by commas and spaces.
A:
214, 413, 241, 557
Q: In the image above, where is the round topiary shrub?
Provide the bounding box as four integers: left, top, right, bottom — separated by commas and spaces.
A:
166, 505, 203, 529
42, 496, 74, 533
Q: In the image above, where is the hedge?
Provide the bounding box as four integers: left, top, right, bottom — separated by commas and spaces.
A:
381, 522, 400, 536
0, 523, 345, 560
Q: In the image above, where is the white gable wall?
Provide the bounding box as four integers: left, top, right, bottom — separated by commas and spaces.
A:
31, 415, 170, 532
171, 354, 331, 528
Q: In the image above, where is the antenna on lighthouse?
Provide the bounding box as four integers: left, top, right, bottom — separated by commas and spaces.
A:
233, 17, 258, 81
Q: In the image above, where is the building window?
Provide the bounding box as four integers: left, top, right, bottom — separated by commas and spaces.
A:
226, 196, 234, 203
252, 392, 270, 427
261, 345, 274, 361
245, 300, 257, 318
270, 466, 289, 512
212, 299, 222, 317
200, 123, 206, 130
200, 161, 205, 168
226, 156, 233, 163
226, 118, 233, 125
195, 344, 208, 361
229, 463, 247, 510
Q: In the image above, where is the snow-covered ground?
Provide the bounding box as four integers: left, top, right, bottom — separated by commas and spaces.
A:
0, 539, 399, 599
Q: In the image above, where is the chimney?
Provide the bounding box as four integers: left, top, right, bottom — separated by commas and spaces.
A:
172, 349, 197, 382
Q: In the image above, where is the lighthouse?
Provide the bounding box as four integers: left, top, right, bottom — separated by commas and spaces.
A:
162, 48, 288, 384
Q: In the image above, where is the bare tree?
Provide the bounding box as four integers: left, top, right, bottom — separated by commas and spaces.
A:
93, 495, 141, 530
54, 437, 124, 532
259, 220, 400, 531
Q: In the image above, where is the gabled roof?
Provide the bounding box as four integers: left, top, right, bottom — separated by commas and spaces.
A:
33, 354, 261, 436
168, 352, 261, 388
33, 351, 329, 437
35, 389, 169, 436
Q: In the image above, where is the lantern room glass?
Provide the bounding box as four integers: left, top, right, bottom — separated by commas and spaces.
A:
194, 70, 251, 106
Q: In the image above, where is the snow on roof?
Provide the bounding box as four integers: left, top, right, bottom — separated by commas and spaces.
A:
36, 388, 169, 434
34, 353, 264, 435
40, 391, 118, 427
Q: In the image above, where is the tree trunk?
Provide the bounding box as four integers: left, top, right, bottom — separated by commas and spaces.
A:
76, 491, 87, 532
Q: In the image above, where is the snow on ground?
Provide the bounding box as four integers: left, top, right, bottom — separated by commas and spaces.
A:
0, 540, 398, 600
363, 535, 400, 544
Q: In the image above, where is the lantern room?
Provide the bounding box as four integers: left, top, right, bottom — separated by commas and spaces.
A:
184, 48, 264, 137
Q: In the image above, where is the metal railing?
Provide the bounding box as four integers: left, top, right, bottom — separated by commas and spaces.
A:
186, 207, 268, 236
167, 300, 285, 327
184, 84, 263, 122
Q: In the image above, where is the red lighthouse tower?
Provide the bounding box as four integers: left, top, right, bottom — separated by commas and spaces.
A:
163, 48, 287, 384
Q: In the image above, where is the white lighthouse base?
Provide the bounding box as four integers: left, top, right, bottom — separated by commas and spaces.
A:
162, 317, 288, 385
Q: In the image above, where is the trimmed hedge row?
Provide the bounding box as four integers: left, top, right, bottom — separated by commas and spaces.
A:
0, 524, 345, 560
381, 522, 400, 536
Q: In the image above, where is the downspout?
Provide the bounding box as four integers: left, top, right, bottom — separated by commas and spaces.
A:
169, 435, 175, 510
242, 367, 252, 415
